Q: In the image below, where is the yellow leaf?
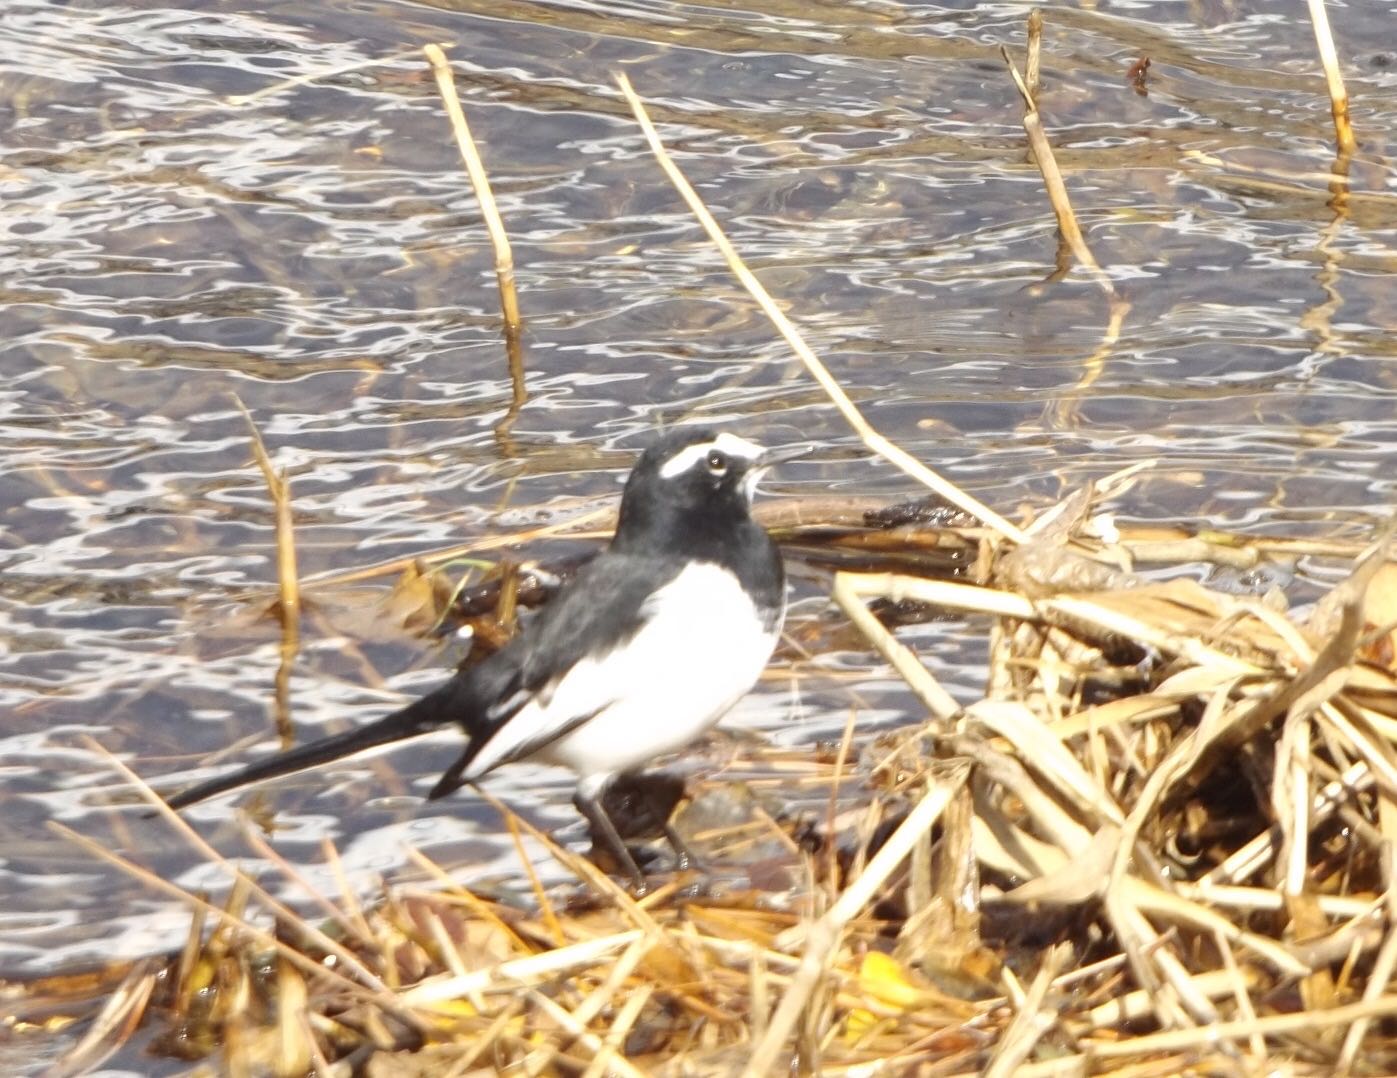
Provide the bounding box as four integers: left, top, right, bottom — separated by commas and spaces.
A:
858, 951, 928, 1010
843, 1006, 879, 1044
423, 998, 477, 1019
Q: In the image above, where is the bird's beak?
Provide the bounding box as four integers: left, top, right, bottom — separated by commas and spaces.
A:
744, 443, 810, 502
757, 444, 812, 468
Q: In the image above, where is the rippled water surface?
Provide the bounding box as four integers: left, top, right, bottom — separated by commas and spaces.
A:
3, 0, 1396, 1050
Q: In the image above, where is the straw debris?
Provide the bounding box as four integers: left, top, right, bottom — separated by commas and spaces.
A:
29, 490, 1397, 1076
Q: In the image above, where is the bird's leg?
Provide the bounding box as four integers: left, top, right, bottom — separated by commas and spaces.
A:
635, 778, 705, 872
662, 819, 706, 873
574, 777, 647, 891
611, 770, 705, 872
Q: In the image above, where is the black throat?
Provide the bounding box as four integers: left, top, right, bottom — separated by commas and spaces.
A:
611, 492, 784, 617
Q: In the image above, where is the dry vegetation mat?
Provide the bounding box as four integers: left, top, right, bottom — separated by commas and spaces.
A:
24, 492, 1397, 1077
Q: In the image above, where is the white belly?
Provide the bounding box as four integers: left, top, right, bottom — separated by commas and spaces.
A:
466, 561, 782, 782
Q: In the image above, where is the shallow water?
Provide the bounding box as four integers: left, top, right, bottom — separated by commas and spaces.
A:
1, 0, 1395, 1020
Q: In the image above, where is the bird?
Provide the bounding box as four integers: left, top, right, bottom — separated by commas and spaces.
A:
158, 428, 802, 887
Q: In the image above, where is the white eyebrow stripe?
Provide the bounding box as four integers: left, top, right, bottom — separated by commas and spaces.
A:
715, 432, 764, 459
658, 443, 713, 479
657, 433, 765, 479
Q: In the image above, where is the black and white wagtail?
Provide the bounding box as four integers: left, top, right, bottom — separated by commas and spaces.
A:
160, 429, 802, 886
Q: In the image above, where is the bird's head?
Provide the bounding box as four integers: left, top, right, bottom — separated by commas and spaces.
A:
614, 429, 802, 545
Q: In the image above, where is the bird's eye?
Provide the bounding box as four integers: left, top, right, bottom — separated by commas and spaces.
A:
706, 450, 728, 473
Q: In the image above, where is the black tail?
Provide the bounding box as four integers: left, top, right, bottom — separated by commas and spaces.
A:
159, 677, 471, 811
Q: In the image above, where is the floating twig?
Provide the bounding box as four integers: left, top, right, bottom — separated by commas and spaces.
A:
1127, 55, 1151, 95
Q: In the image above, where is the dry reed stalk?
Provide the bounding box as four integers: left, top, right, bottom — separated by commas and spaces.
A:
423, 44, 525, 364
227, 44, 441, 107
322, 836, 374, 943
399, 929, 646, 1007
232, 398, 300, 623
747, 764, 968, 1078
475, 785, 662, 934
1215, 928, 1268, 1059
421, 905, 470, 980
1079, 967, 1256, 1031
1025, 9, 1043, 99
1087, 994, 1397, 1058
300, 499, 1374, 595
999, 46, 1116, 303
49, 822, 385, 1005
1123, 880, 1307, 978
965, 699, 1123, 825
1305, 0, 1357, 155
1335, 848, 1397, 1073
1180, 149, 1379, 197
1175, 881, 1376, 919
497, 331, 528, 444
831, 572, 960, 720
239, 824, 376, 951
1203, 759, 1373, 886
501, 807, 566, 947
569, 933, 652, 1026
170, 899, 207, 1018
982, 942, 1067, 1078
823, 706, 860, 889
1276, 713, 1313, 897
402, 848, 530, 951
301, 503, 613, 588
233, 396, 301, 736
296, 1012, 334, 1076
527, 989, 650, 1078
272, 959, 312, 1075
1000, 15, 1135, 412
577, 983, 653, 1078
93, 740, 392, 994
838, 573, 1266, 680
44, 959, 158, 1078
615, 72, 1027, 546
446, 996, 527, 1073
841, 573, 1035, 619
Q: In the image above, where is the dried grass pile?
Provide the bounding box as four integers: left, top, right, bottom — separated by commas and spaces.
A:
36, 489, 1397, 1077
